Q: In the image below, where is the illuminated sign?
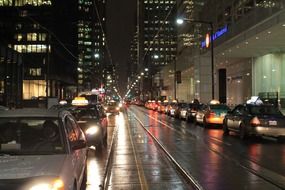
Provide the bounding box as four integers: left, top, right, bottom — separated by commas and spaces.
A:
205, 33, 210, 48
201, 25, 228, 48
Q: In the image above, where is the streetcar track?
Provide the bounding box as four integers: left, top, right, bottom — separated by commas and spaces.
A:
131, 106, 285, 189
131, 110, 204, 190
126, 112, 149, 190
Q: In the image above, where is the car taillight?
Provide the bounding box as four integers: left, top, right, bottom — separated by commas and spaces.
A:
250, 116, 261, 127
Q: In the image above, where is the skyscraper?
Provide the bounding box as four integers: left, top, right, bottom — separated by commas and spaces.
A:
77, 0, 106, 92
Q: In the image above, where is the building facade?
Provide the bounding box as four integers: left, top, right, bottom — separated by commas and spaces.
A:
0, 0, 78, 107
174, 0, 285, 107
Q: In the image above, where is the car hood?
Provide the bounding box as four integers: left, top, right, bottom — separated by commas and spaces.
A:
0, 155, 66, 179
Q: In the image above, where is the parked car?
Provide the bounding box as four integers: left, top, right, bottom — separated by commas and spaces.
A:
223, 103, 285, 140
70, 104, 108, 151
0, 108, 88, 190
157, 100, 168, 113
195, 100, 230, 127
179, 103, 200, 121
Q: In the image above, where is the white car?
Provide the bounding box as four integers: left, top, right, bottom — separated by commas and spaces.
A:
0, 108, 88, 190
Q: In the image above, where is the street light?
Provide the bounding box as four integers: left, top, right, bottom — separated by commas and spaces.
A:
176, 18, 215, 99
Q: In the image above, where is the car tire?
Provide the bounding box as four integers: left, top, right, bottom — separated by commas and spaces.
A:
193, 117, 197, 125
223, 119, 229, 135
203, 117, 208, 128
80, 165, 87, 190
96, 137, 103, 153
186, 114, 189, 122
103, 133, 108, 146
239, 123, 247, 140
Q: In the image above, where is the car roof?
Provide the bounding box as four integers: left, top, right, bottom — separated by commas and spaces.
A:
0, 108, 62, 118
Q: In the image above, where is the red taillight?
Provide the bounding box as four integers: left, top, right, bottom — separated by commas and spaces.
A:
250, 116, 261, 127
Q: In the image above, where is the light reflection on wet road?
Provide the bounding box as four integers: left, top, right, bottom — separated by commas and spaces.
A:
84, 107, 285, 190
130, 106, 285, 190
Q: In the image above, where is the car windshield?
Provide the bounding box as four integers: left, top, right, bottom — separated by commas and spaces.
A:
249, 105, 282, 115
0, 118, 66, 155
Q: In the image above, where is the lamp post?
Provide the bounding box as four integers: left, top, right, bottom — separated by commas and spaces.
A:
177, 18, 215, 99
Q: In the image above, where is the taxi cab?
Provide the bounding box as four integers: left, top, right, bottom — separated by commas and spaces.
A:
195, 100, 230, 127
70, 97, 108, 151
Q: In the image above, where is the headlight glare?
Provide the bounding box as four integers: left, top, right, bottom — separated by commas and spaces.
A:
86, 126, 99, 135
30, 179, 64, 190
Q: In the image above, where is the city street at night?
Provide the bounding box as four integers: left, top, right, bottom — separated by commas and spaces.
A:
85, 106, 285, 190
1, 1, 285, 190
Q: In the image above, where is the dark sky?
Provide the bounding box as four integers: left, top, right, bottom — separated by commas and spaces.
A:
106, 0, 137, 95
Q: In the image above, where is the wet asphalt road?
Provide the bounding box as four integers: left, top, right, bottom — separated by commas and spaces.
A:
84, 106, 285, 190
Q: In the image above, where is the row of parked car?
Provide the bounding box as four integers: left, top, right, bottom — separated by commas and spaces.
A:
144, 97, 285, 141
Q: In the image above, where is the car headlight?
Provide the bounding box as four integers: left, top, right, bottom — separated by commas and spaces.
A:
30, 179, 64, 190
86, 125, 100, 135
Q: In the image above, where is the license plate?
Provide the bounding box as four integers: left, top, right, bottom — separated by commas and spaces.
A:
269, 120, 277, 126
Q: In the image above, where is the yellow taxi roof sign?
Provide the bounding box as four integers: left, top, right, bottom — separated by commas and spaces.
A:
72, 97, 88, 106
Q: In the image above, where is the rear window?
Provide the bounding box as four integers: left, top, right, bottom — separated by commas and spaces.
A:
209, 105, 230, 110
249, 105, 282, 115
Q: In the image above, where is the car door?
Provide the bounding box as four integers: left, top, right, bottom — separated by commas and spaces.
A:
228, 105, 245, 130
65, 115, 87, 187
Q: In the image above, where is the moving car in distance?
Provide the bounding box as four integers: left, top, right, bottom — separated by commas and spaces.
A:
104, 100, 121, 114
223, 99, 285, 140
195, 100, 230, 127
0, 108, 88, 190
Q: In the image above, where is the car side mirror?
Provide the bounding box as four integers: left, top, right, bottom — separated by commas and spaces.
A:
72, 139, 87, 150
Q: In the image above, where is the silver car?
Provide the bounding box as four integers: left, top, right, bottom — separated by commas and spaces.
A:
0, 108, 88, 190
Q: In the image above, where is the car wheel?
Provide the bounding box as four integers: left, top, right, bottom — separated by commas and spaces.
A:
203, 117, 208, 128
193, 117, 197, 125
239, 123, 247, 140
103, 133, 108, 146
96, 137, 103, 153
185, 114, 189, 122
223, 119, 229, 135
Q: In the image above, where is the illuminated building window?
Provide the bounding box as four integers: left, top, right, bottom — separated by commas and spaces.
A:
15, 34, 23, 41
28, 68, 41, 76
23, 80, 46, 100
13, 44, 49, 53
0, 80, 4, 93
27, 33, 37, 41
13, 0, 52, 6
0, 0, 12, 6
